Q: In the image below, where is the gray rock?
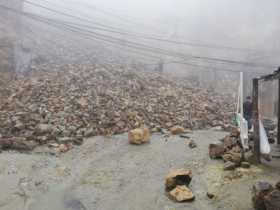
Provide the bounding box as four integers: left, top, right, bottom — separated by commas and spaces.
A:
58, 137, 74, 144
35, 124, 53, 135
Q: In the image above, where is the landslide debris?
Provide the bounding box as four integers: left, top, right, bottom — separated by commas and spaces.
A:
0, 64, 234, 151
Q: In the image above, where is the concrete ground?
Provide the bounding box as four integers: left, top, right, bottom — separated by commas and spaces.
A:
0, 130, 279, 210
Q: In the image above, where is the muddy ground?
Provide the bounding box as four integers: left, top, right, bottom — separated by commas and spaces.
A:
0, 130, 279, 210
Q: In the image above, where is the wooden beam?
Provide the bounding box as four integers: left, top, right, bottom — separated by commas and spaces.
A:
252, 78, 261, 163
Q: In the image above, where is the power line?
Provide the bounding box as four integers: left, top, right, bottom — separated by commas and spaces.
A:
22, 1, 279, 69
0, 5, 275, 75
25, 0, 268, 54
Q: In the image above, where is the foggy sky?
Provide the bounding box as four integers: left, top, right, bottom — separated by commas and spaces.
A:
27, 0, 280, 49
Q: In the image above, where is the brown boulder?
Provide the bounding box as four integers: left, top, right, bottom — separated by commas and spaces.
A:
169, 185, 195, 202
229, 152, 242, 165
252, 181, 274, 210
209, 142, 224, 159
223, 135, 237, 149
170, 126, 185, 135
165, 168, 192, 191
264, 190, 280, 210
128, 127, 150, 145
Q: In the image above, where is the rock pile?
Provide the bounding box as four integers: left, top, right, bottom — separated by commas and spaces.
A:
0, 64, 235, 151
252, 181, 280, 210
209, 128, 251, 170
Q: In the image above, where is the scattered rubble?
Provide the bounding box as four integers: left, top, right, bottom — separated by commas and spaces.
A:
0, 65, 234, 151
252, 181, 280, 210
165, 168, 194, 202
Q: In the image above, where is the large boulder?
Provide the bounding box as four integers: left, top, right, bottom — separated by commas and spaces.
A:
128, 127, 150, 145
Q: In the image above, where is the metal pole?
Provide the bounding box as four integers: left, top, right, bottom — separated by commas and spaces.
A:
252, 78, 261, 163
278, 78, 280, 145
240, 72, 244, 118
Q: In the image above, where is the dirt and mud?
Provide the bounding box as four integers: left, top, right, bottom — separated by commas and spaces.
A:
0, 130, 279, 210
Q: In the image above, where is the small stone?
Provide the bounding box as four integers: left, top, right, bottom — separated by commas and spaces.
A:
222, 154, 232, 162
241, 162, 251, 169
35, 124, 53, 135
73, 136, 83, 146
14, 120, 25, 130
49, 143, 59, 148
57, 137, 74, 144
230, 128, 240, 138
230, 152, 242, 165
170, 126, 186, 135
276, 182, 280, 190
165, 168, 192, 191
76, 97, 88, 107
128, 127, 150, 145
211, 126, 223, 131
222, 135, 237, 150
207, 192, 215, 199
188, 140, 197, 149
59, 144, 69, 153
169, 185, 195, 202
179, 134, 190, 139
84, 128, 94, 137
224, 161, 236, 171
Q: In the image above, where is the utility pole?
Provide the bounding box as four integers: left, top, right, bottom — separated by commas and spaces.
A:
252, 78, 261, 163
277, 78, 280, 146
